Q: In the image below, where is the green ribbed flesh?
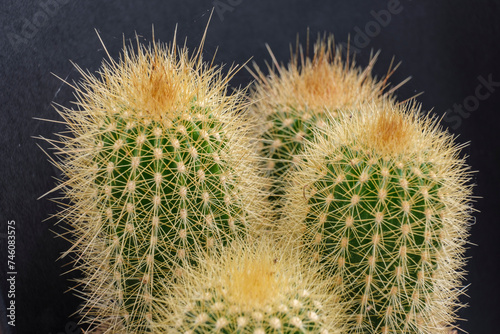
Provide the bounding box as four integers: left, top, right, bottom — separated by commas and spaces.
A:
262, 107, 329, 202
93, 109, 246, 331
304, 145, 444, 333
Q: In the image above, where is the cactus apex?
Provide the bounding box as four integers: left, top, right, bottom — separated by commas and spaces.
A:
155, 235, 348, 333
248, 33, 403, 129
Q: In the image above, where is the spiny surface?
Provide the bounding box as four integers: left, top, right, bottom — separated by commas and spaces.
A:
248, 34, 404, 205
156, 238, 346, 334
281, 101, 472, 334
43, 33, 269, 333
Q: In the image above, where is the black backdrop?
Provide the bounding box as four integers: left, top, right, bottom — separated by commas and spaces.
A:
1, 1, 500, 333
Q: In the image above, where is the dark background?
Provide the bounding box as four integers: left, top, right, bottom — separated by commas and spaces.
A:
1, 1, 499, 333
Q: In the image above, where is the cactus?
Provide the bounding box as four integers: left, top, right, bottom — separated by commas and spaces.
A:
281, 101, 472, 333
156, 237, 346, 334
248, 34, 404, 205
43, 32, 269, 333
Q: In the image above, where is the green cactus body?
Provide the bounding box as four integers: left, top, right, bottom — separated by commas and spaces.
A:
94, 108, 250, 331
283, 103, 472, 334
304, 145, 443, 333
45, 36, 269, 333
261, 107, 330, 201
250, 35, 401, 205
159, 240, 346, 334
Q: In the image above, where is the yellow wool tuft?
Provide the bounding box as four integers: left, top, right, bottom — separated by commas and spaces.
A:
222, 245, 284, 310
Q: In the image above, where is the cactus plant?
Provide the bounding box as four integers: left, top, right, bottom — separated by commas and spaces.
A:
43, 32, 269, 333
248, 34, 405, 205
281, 101, 473, 334
155, 236, 347, 334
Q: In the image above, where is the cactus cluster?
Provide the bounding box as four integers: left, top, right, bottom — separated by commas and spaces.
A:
248, 35, 404, 204
280, 102, 472, 333
41, 28, 473, 334
45, 33, 269, 332
155, 238, 346, 334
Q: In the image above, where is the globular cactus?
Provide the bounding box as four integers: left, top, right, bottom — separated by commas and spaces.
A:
248, 34, 404, 205
43, 32, 269, 333
281, 101, 472, 334
156, 237, 346, 334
